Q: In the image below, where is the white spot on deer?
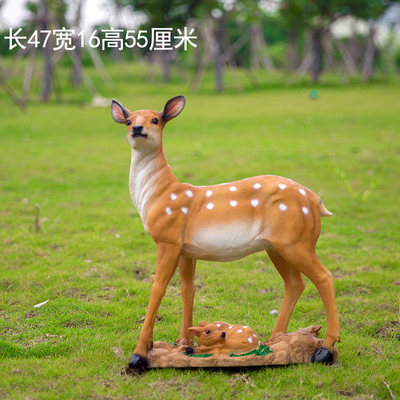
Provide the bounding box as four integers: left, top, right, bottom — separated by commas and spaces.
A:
206, 190, 213, 197
165, 207, 172, 215
253, 333, 257, 338
237, 329, 243, 333
170, 193, 177, 200
243, 326, 248, 328
216, 323, 221, 328
279, 203, 288, 211
279, 183, 287, 189
206, 202, 214, 210
299, 188, 306, 196
181, 207, 188, 214
251, 199, 259, 207
228, 325, 233, 329
230, 200, 238, 207
253, 183, 261, 189
229, 186, 237, 192
186, 190, 193, 198
248, 337, 253, 343
258, 340, 261, 345
302, 207, 309, 215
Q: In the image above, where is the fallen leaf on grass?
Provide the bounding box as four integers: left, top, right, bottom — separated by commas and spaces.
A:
34, 299, 49, 308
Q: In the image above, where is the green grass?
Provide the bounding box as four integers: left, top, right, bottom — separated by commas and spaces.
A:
1, 62, 399, 399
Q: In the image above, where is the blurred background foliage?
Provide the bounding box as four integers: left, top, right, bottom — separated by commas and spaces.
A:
0, 0, 400, 107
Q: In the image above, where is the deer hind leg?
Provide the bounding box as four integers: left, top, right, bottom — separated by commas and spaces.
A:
177, 256, 196, 346
129, 242, 181, 369
277, 244, 340, 362
267, 249, 306, 338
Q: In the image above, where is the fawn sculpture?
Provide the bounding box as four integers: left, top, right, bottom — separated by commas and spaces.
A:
111, 96, 340, 369
188, 321, 261, 355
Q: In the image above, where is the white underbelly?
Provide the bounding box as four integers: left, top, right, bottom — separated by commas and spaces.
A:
182, 221, 269, 261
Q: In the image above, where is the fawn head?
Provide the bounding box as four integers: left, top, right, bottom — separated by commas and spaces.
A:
188, 321, 226, 347
111, 96, 185, 150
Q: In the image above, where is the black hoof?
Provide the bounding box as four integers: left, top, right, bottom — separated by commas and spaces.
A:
312, 346, 334, 364
185, 346, 194, 355
128, 353, 149, 370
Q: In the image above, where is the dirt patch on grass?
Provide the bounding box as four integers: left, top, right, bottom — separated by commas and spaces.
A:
61, 319, 95, 328
21, 334, 63, 348
62, 286, 114, 302
24, 310, 38, 319
337, 389, 354, 397
332, 268, 357, 279
149, 377, 202, 397
375, 321, 399, 340
0, 326, 19, 336
62, 287, 93, 302
133, 266, 152, 281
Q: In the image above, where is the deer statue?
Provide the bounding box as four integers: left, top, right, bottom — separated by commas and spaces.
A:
111, 96, 340, 369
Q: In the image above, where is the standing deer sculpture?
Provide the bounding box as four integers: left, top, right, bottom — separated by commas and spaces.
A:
111, 96, 340, 369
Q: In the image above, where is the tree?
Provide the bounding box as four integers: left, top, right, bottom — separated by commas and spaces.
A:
281, 0, 380, 82
123, 0, 199, 82
280, 0, 308, 71
360, 0, 389, 80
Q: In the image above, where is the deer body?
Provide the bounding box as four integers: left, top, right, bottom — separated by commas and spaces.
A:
111, 96, 340, 369
138, 170, 328, 262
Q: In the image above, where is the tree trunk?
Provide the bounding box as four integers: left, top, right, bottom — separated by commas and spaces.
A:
310, 26, 323, 83
250, 23, 259, 69
349, 20, 360, 68
250, 21, 274, 71
39, 0, 53, 101
214, 16, 225, 92
287, 29, 298, 71
72, 43, 82, 87
324, 34, 334, 72
112, 46, 120, 61
72, 0, 83, 87
362, 23, 376, 81
161, 51, 171, 82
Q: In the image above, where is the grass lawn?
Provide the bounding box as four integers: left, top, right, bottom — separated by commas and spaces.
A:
0, 62, 399, 399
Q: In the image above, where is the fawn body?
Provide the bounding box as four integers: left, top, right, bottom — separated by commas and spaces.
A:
189, 321, 260, 355
111, 96, 340, 369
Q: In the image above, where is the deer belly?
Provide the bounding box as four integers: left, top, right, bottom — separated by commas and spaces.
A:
182, 221, 269, 262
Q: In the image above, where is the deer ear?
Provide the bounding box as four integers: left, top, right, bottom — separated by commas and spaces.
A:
161, 96, 185, 122
111, 100, 130, 124
188, 327, 203, 336
196, 321, 208, 328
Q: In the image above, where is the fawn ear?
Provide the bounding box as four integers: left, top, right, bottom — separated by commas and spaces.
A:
188, 327, 203, 336
196, 320, 208, 328
111, 100, 131, 124
161, 96, 185, 122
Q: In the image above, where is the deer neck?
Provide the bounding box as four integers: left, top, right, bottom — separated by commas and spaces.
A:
129, 146, 177, 229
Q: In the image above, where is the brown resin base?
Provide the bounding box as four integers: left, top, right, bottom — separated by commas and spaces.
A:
146, 326, 338, 368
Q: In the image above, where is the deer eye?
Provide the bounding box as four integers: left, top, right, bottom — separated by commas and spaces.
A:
126, 120, 132, 126
205, 330, 210, 335
151, 118, 159, 124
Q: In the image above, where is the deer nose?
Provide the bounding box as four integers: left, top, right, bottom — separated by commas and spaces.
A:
132, 124, 143, 135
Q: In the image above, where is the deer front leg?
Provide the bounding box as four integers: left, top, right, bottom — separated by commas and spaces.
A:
177, 257, 196, 347
129, 242, 181, 369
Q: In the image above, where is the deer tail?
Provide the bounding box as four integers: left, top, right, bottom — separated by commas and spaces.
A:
317, 197, 333, 217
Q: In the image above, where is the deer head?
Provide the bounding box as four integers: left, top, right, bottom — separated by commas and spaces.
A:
111, 96, 186, 151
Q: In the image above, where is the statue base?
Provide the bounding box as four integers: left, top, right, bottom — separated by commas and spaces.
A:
143, 326, 338, 368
